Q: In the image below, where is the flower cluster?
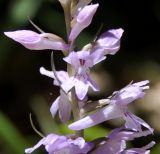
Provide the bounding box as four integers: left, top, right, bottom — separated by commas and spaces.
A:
4, 0, 155, 154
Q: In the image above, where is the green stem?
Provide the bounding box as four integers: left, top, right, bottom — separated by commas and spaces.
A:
62, 0, 84, 137
71, 0, 78, 11
63, 2, 71, 39
29, 113, 44, 138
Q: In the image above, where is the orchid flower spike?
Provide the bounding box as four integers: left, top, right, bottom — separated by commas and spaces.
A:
69, 80, 153, 133
4, 30, 69, 51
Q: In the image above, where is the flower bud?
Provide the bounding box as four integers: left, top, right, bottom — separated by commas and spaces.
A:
4, 30, 69, 51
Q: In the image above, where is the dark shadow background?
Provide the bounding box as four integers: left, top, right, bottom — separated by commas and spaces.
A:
0, 0, 160, 153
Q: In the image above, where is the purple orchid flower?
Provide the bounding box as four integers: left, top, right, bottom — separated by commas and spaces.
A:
69, 4, 99, 41
69, 80, 153, 133
93, 28, 124, 55
40, 67, 71, 123
91, 128, 154, 154
61, 49, 106, 100
25, 134, 93, 154
4, 30, 69, 51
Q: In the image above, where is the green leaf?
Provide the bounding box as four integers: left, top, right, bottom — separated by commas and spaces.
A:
0, 111, 29, 154
59, 124, 75, 135
59, 124, 108, 141
152, 143, 160, 154
85, 125, 108, 140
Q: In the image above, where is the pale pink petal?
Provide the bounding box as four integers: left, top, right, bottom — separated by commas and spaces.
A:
68, 137, 86, 148
4, 30, 68, 51
63, 52, 79, 68
133, 80, 149, 90
77, 4, 99, 25
50, 96, 60, 118
91, 140, 126, 154
95, 28, 124, 55
59, 90, 72, 123
90, 48, 106, 65
112, 80, 149, 106
53, 71, 70, 86
124, 112, 153, 133
88, 77, 100, 92
40, 67, 55, 79
69, 104, 122, 130
124, 149, 150, 154
25, 138, 45, 153
108, 129, 152, 141
71, 0, 92, 17
69, 4, 99, 41
69, 24, 84, 41
75, 79, 89, 100
40, 67, 69, 85
61, 77, 75, 93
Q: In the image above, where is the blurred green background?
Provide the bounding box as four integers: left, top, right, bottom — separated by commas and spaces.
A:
0, 0, 160, 153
